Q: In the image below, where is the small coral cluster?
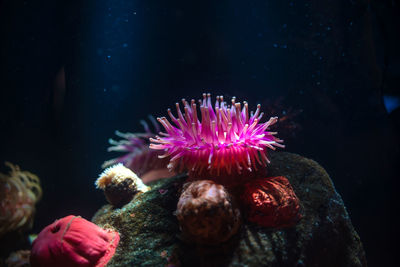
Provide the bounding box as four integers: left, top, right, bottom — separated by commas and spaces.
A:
151, 94, 300, 243
0, 162, 42, 238
101, 94, 301, 245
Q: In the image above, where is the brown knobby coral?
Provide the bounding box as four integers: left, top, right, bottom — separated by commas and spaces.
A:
0, 162, 42, 238
175, 180, 241, 244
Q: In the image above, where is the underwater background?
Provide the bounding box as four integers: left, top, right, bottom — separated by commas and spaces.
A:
0, 0, 399, 266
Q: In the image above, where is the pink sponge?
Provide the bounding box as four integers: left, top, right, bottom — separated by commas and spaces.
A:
30, 215, 119, 267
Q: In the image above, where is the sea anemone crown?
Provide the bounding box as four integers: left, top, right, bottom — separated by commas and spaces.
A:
150, 93, 284, 177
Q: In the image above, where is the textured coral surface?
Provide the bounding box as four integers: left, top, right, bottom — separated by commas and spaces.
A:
241, 176, 301, 228
176, 180, 241, 244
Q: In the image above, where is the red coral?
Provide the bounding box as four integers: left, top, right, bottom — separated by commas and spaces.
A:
241, 176, 301, 228
30, 215, 120, 267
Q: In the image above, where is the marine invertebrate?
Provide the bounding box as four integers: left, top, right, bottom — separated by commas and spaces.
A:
30, 215, 120, 267
150, 93, 284, 183
103, 117, 175, 183
241, 176, 301, 228
0, 162, 42, 238
175, 180, 241, 244
95, 163, 150, 207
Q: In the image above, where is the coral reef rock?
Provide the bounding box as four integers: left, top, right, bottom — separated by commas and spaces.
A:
92, 152, 366, 267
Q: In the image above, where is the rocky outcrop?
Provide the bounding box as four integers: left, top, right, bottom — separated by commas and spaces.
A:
92, 152, 367, 267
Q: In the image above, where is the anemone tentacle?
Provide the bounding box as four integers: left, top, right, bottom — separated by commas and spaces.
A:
149, 93, 284, 177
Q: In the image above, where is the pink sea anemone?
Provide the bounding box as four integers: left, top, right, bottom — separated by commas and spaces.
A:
103, 117, 175, 183
150, 93, 284, 182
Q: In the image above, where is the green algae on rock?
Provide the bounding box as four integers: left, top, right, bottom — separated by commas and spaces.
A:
92, 173, 185, 266
92, 152, 367, 267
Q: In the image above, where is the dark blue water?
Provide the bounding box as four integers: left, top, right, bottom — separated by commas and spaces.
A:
0, 1, 399, 266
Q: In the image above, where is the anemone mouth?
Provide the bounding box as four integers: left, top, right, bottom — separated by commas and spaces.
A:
149, 93, 284, 178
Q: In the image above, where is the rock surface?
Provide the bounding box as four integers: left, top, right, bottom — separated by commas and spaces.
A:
92, 152, 367, 267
